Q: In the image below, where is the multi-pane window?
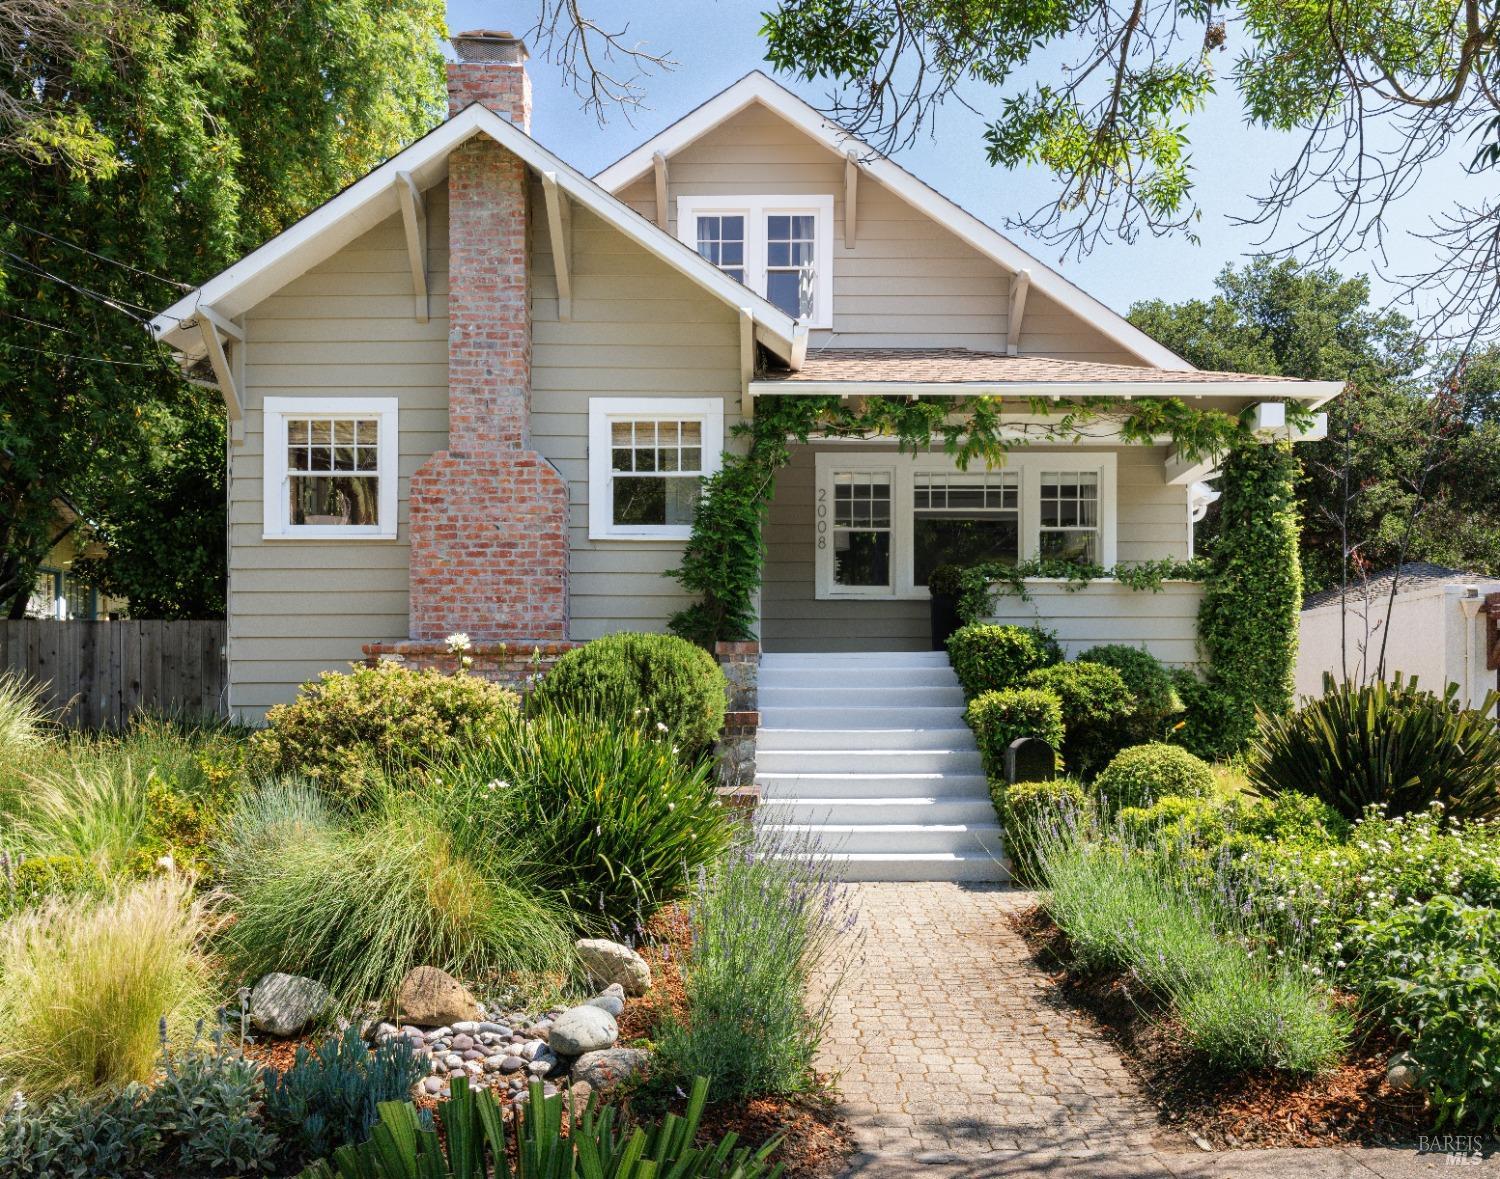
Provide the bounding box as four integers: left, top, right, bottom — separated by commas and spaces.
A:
694, 215, 745, 283
765, 214, 816, 319
832, 472, 893, 588
913, 471, 1020, 585
588, 398, 724, 540
1039, 472, 1100, 563
609, 418, 706, 529
263, 398, 397, 539
285, 417, 381, 527
676, 196, 833, 328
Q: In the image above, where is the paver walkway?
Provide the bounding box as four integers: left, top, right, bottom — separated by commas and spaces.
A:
814, 883, 1476, 1179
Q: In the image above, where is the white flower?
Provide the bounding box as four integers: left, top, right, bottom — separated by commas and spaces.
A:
156, 854, 175, 872
446, 632, 472, 653
655, 721, 669, 733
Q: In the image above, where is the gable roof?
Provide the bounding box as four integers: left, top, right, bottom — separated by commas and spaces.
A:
593, 72, 1193, 372
1302, 563, 1500, 611
757, 348, 1343, 403
150, 103, 806, 364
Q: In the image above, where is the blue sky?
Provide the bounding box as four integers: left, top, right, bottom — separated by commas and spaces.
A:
445, 1, 1460, 318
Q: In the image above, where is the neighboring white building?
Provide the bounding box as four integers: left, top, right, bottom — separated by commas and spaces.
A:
1297, 563, 1500, 711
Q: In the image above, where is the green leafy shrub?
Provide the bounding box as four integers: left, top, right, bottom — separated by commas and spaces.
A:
946, 623, 1062, 698
0, 876, 216, 1098
998, 778, 1087, 885
656, 838, 852, 1102
0, 853, 101, 918
1078, 644, 1181, 741
1248, 674, 1500, 822
219, 784, 576, 1009
1037, 827, 1348, 1074
531, 632, 727, 754
1022, 661, 1136, 779
0, 1039, 278, 1178
250, 664, 519, 803
1348, 897, 1500, 1130
263, 1026, 427, 1166
1169, 671, 1245, 762
925, 562, 970, 600
301, 1075, 781, 1179
1094, 743, 1214, 816
441, 709, 733, 926
964, 688, 1064, 780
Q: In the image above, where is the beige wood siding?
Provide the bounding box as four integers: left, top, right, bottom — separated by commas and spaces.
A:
616, 102, 1143, 362
229, 190, 451, 721
982, 581, 1205, 668
529, 181, 743, 640
761, 443, 1191, 653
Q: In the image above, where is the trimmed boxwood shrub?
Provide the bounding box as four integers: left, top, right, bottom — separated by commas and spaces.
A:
965, 688, 1064, 780
946, 623, 1062, 699
1022, 661, 1136, 779
1094, 742, 1215, 816
1077, 644, 1181, 742
1000, 778, 1088, 885
531, 632, 727, 755
249, 664, 518, 803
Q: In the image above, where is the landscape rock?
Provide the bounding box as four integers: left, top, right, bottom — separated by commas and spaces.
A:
585, 984, 626, 1017
573, 1048, 650, 1092
575, 939, 652, 996
500, 1055, 526, 1074
250, 973, 330, 1037
395, 967, 481, 1027
548, 1005, 618, 1056
1386, 1051, 1422, 1091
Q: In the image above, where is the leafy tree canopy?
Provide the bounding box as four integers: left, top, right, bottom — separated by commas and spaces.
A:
1128, 259, 1500, 592
0, 0, 445, 618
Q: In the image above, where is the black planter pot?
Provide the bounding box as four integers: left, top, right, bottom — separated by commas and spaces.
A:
930, 592, 962, 651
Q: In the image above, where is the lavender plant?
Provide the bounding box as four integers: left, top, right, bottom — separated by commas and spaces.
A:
657, 832, 859, 1101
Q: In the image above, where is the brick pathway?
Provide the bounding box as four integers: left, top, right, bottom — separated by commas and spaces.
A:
813, 883, 1460, 1179
812, 882, 1165, 1160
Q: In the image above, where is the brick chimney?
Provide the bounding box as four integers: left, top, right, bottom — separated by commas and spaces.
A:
405, 31, 570, 644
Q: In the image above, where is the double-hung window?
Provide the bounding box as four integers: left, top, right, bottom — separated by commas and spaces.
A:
814, 453, 1115, 598
677, 195, 834, 328
588, 398, 724, 540
262, 397, 398, 540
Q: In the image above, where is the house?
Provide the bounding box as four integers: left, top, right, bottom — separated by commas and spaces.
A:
149, 31, 1340, 730
1297, 563, 1500, 710
25, 499, 125, 621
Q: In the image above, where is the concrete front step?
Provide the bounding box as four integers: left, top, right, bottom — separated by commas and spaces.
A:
760, 705, 966, 730
756, 770, 989, 798
760, 651, 951, 667
757, 821, 1004, 855
760, 685, 966, 709
757, 726, 977, 752
757, 796, 999, 824
762, 850, 1009, 882
755, 748, 984, 775
760, 666, 960, 689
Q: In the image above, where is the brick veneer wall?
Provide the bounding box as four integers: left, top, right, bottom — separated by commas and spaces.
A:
405, 48, 571, 644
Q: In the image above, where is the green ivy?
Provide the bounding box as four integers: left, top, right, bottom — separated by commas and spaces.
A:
955, 556, 1210, 624
1197, 439, 1303, 749
668, 392, 1295, 646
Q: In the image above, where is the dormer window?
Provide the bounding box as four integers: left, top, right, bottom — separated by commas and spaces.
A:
678, 195, 834, 328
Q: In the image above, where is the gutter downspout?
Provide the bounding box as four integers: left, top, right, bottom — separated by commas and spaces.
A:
1459, 586, 1484, 711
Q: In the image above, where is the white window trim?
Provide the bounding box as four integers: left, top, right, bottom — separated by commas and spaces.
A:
262, 396, 399, 541
813, 451, 1117, 599
588, 397, 725, 541
676, 194, 835, 329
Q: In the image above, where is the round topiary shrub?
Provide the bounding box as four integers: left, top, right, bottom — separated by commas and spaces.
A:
946, 623, 1063, 698
964, 687, 1065, 780
1077, 644, 1182, 741
1022, 661, 1136, 779
999, 778, 1089, 885
1094, 742, 1215, 815
531, 631, 727, 754
249, 664, 519, 803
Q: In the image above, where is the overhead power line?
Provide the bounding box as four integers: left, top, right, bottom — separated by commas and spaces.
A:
6, 219, 194, 291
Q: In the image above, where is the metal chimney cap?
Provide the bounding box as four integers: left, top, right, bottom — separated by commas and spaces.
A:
451, 30, 529, 64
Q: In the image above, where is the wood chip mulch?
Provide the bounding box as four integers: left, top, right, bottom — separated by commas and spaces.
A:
1010, 904, 1435, 1151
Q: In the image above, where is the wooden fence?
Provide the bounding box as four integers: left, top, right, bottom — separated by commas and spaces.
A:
0, 620, 227, 728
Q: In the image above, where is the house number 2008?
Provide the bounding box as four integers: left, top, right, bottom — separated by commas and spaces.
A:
815, 486, 827, 550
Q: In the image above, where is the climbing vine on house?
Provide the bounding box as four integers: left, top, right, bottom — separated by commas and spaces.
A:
667, 392, 1309, 651
1196, 438, 1303, 751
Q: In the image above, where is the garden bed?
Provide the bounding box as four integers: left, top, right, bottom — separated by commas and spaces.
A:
1012, 905, 1431, 1150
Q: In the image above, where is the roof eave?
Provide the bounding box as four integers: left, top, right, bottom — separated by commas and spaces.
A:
748, 379, 1348, 403
153, 103, 804, 366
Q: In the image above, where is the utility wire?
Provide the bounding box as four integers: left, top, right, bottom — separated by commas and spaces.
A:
0, 339, 162, 368
6, 219, 194, 291
0, 307, 137, 346
0, 249, 157, 323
